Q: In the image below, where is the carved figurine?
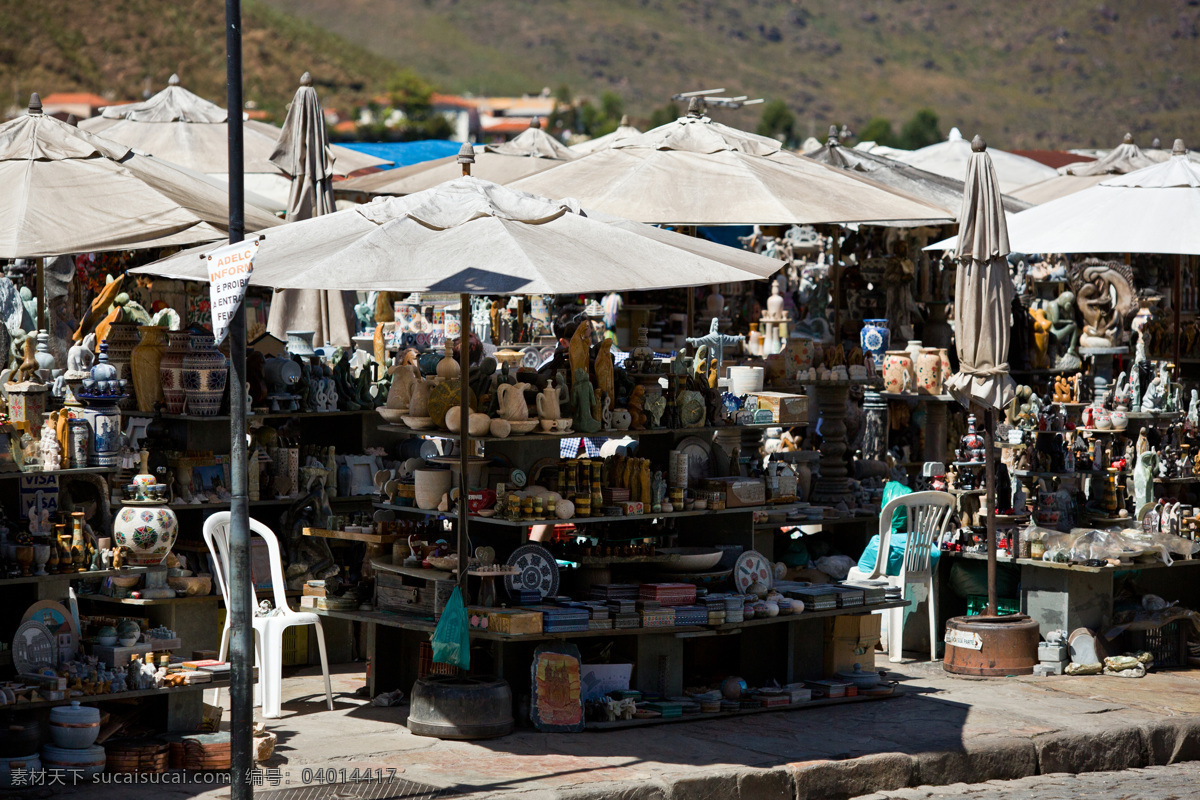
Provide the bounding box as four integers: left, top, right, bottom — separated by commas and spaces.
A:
571, 368, 601, 434
644, 392, 666, 429
594, 338, 615, 409
627, 385, 647, 430
1028, 307, 1052, 370
1133, 450, 1157, 511
1069, 258, 1137, 347
1044, 291, 1081, 369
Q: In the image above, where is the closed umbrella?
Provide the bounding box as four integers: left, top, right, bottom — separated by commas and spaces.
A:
337, 118, 574, 197
79, 75, 390, 210
507, 101, 947, 225
0, 93, 280, 258
264, 73, 355, 348
1010, 133, 1160, 205
894, 127, 1056, 194
805, 126, 1031, 224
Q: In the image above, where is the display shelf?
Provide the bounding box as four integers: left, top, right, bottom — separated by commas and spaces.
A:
125, 409, 376, 422
1125, 411, 1183, 421
314, 599, 908, 641
880, 393, 957, 403
0, 467, 114, 480
375, 502, 800, 528
165, 496, 370, 511
942, 550, 1200, 573
1012, 470, 1087, 479
0, 566, 154, 587
76, 593, 218, 606
303, 527, 395, 545
377, 421, 784, 443
1, 679, 229, 711
583, 690, 901, 730
1155, 476, 1200, 484
555, 554, 670, 566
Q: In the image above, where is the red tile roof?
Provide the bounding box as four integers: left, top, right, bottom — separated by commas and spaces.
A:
1010, 150, 1097, 169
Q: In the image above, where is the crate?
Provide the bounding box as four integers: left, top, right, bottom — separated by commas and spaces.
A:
417, 640, 462, 679
1127, 622, 1188, 669
282, 625, 309, 667
375, 571, 456, 619
966, 595, 1020, 617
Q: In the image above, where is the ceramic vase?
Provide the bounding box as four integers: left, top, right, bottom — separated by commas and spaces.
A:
883, 351, 914, 395
905, 339, 924, 364
182, 332, 228, 417
130, 326, 167, 413
80, 400, 121, 467
937, 348, 952, 393
414, 469, 452, 510
859, 319, 890, 370
1110, 409, 1129, 431
112, 505, 179, 566
104, 322, 140, 411
916, 348, 943, 395
158, 331, 190, 414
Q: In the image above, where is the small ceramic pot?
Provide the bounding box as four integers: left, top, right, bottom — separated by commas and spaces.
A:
49, 701, 100, 749
414, 469, 452, 510
915, 348, 943, 395
1110, 409, 1128, 431
1094, 408, 1112, 430
883, 351, 914, 394
859, 319, 890, 370
937, 348, 952, 389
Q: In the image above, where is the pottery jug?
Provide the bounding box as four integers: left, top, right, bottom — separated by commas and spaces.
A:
182, 333, 228, 416
130, 326, 167, 413
112, 505, 179, 565
535, 386, 561, 420
883, 351, 914, 395
105, 322, 140, 411
409, 378, 432, 417
915, 348, 943, 395
158, 330, 190, 414
859, 319, 890, 370
497, 383, 530, 421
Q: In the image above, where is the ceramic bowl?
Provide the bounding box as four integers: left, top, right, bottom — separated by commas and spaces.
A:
49, 701, 100, 749
167, 575, 213, 597
377, 407, 406, 424
508, 420, 539, 435
658, 547, 724, 572
108, 574, 141, 590
401, 416, 435, 431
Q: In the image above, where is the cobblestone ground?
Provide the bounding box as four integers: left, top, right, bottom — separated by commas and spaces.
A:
854, 762, 1200, 800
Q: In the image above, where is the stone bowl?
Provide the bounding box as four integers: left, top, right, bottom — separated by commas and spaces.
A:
167, 574, 213, 597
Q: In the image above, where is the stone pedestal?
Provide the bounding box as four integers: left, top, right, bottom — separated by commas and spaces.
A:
805, 381, 857, 506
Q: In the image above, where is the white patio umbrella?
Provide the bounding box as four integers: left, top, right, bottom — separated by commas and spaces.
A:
570, 116, 642, 155
0, 93, 280, 258
264, 73, 355, 348
337, 118, 574, 197
79, 75, 390, 210
507, 102, 947, 225
893, 128, 1056, 194
1010, 133, 1159, 205
928, 140, 1200, 256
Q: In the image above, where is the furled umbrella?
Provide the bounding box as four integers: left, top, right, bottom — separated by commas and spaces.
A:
79, 75, 391, 211
336, 117, 574, 197
0, 93, 280, 258
945, 135, 1017, 631
264, 72, 356, 348
1010, 133, 1160, 205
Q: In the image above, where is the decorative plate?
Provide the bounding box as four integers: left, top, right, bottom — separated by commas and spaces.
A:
520, 347, 542, 370
13, 620, 55, 674
733, 550, 774, 594
504, 544, 559, 598
22, 600, 80, 661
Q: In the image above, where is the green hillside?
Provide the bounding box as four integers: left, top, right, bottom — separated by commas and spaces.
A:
259, 0, 1200, 148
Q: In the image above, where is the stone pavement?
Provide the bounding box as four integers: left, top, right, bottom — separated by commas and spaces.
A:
49, 659, 1200, 800
853, 762, 1200, 799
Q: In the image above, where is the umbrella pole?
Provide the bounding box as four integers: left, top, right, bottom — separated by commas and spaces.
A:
224, 1, 254, 797
984, 406, 997, 617
1175, 255, 1183, 366
458, 292, 470, 596
830, 227, 841, 343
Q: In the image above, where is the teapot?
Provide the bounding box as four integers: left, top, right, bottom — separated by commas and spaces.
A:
497, 382, 530, 422
535, 385, 561, 420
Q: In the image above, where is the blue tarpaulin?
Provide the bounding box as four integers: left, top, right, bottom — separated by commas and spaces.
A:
336, 140, 461, 171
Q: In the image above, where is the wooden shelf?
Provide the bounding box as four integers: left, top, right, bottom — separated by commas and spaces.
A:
125, 409, 376, 422
1, 679, 229, 711
0, 467, 114, 480
77, 593, 218, 606
377, 422, 782, 443
0, 567, 153, 587
303, 527, 395, 545
375, 502, 800, 528
166, 496, 370, 511
879, 393, 957, 403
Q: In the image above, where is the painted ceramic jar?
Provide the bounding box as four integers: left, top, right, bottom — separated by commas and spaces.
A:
787, 336, 814, 372
915, 348, 943, 395
112, 504, 179, 566
904, 339, 924, 365
104, 322, 140, 411
859, 319, 890, 370
937, 348, 952, 391
1094, 408, 1112, 430
130, 326, 167, 413
182, 332, 228, 416
1110, 409, 1129, 431
882, 351, 914, 395
158, 330, 190, 414
79, 401, 120, 467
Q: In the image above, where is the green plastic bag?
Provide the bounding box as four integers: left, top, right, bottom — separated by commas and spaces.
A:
430, 586, 470, 669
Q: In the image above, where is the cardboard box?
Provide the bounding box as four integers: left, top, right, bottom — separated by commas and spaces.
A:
823, 614, 881, 676
468, 607, 543, 635
703, 477, 766, 508
748, 392, 808, 425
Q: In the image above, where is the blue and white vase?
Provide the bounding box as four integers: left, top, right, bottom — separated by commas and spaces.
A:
860, 319, 890, 370
182, 333, 228, 416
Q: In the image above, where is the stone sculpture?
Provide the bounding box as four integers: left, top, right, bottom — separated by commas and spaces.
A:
1068, 258, 1136, 347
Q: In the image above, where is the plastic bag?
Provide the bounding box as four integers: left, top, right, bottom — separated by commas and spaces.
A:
430, 586, 470, 669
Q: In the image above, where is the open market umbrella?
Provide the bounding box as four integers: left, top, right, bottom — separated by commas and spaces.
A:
946, 135, 1017, 627
894, 128, 1056, 194
1010, 133, 1160, 205
134, 172, 786, 597
0, 94, 280, 258
507, 102, 947, 226
569, 116, 642, 155
79, 75, 390, 210
806, 126, 1031, 224
264, 73, 355, 348
337, 118, 574, 197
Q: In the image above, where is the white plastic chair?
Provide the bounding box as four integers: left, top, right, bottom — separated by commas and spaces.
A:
849, 490, 954, 662
202, 511, 334, 718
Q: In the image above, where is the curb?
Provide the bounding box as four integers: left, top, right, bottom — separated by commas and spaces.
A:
521, 716, 1200, 800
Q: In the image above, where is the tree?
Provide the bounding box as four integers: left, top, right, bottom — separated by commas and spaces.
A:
648, 101, 680, 129
858, 117, 896, 147
372, 69, 453, 142
898, 108, 941, 149
756, 99, 796, 146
